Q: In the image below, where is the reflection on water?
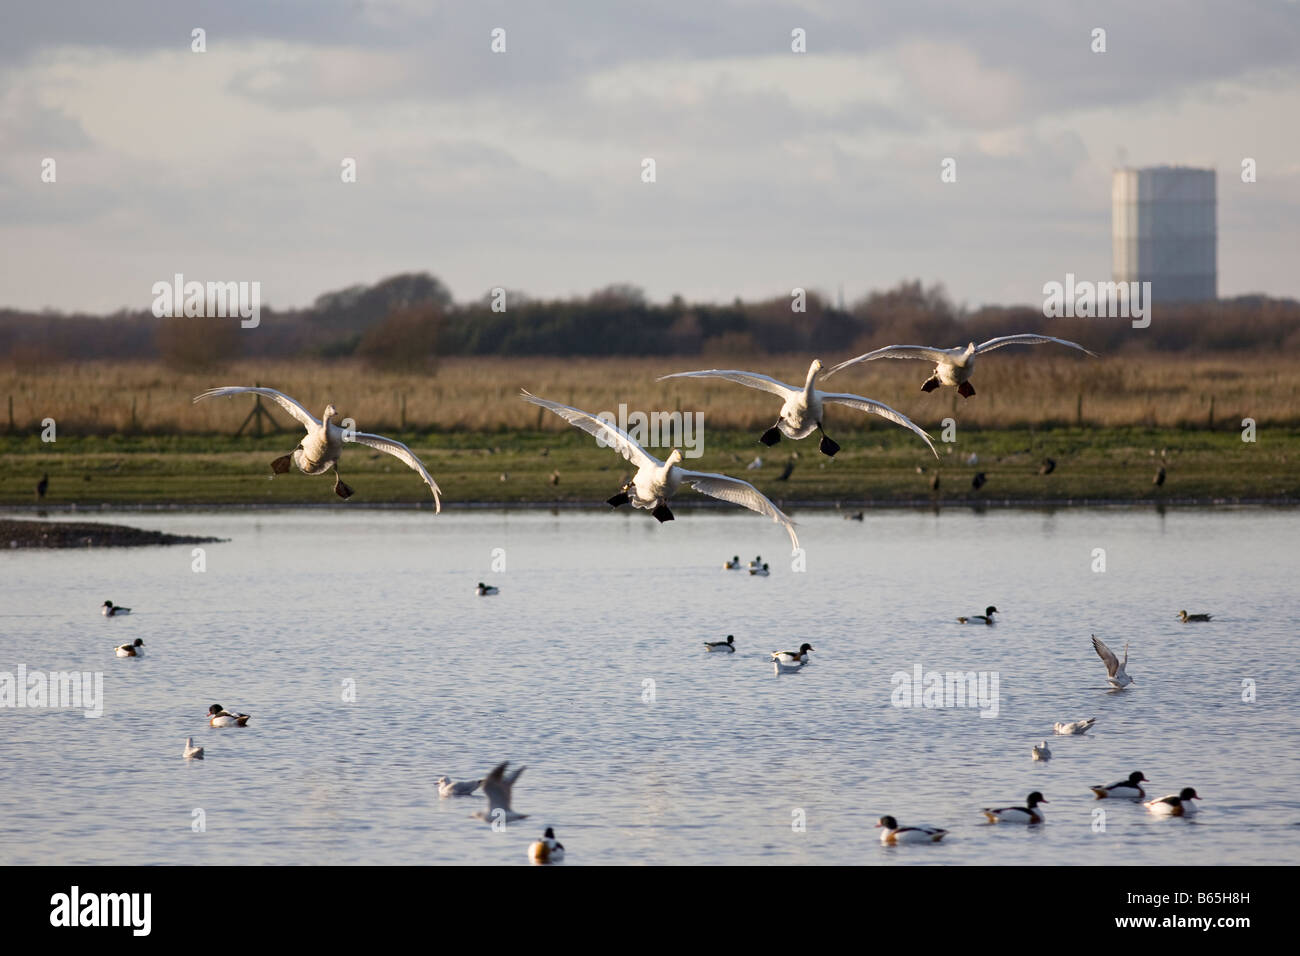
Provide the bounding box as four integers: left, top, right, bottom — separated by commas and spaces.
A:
1, 506, 1298, 865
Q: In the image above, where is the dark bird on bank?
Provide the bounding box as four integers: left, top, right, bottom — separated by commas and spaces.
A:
1154, 466, 1166, 487
1039, 458, 1056, 475
971, 472, 987, 491
845, 511, 864, 521
929, 473, 941, 492
776, 456, 797, 481
36, 473, 49, 500
549, 470, 561, 486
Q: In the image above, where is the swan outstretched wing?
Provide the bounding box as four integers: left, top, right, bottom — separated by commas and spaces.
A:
676, 469, 799, 552
819, 392, 939, 458
347, 431, 442, 513
521, 390, 656, 469
192, 386, 320, 429
975, 334, 1097, 357
656, 369, 794, 398
823, 345, 966, 379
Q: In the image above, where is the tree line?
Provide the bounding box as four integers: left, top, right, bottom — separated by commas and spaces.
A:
2, 273, 1296, 370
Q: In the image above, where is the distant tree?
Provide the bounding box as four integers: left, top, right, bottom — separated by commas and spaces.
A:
356, 305, 444, 371
155, 316, 241, 370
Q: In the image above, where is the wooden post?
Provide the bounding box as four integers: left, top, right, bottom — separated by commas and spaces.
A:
7, 395, 12, 433
1076, 393, 1083, 427
234, 383, 282, 437
1208, 395, 1215, 429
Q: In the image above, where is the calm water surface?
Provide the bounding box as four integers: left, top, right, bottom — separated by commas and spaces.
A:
2, 506, 1297, 865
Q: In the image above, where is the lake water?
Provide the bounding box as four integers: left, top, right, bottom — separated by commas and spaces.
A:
2, 505, 1298, 865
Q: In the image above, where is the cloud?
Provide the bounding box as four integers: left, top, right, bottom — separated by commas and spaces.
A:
0, 1, 1297, 311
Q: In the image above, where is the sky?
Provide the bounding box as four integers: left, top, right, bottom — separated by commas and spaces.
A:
2, 0, 1298, 313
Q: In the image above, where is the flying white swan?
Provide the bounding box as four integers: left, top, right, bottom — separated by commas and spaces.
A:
658, 360, 937, 458
521, 391, 799, 553
1091, 635, 1133, 689
193, 387, 441, 510
823, 335, 1097, 398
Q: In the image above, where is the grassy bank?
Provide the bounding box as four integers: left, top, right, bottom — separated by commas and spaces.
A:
3, 426, 1296, 508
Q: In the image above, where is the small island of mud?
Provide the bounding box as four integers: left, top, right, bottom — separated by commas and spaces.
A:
1, 519, 227, 550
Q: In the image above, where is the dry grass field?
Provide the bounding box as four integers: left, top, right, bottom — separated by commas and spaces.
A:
1, 353, 1296, 435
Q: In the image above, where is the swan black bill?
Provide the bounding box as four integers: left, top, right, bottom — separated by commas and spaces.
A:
759, 426, 782, 447
606, 492, 631, 509
652, 503, 675, 523
957, 381, 976, 398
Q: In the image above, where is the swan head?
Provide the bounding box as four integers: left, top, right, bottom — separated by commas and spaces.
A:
666, 448, 684, 466
322, 403, 338, 423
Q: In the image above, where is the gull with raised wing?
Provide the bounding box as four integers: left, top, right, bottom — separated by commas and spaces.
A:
1092, 634, 1133, 689
193, 386, 442, 510
658, 360, 937, 458
521, 391, 799, 553
471, 761, 528, 824
823, 335, 1097, 398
